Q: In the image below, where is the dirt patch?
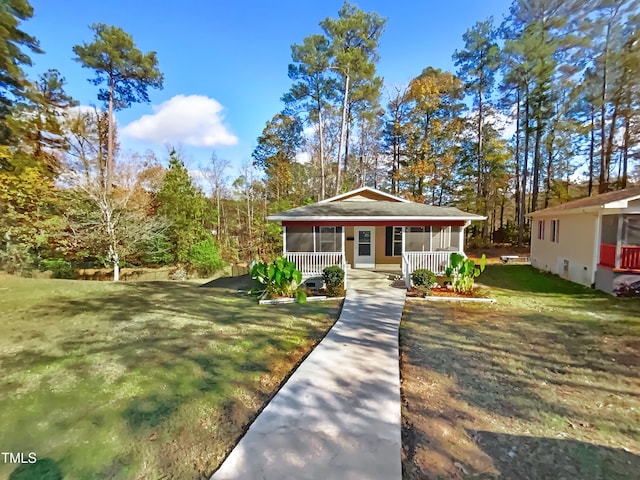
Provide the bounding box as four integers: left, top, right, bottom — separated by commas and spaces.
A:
400, 295, 640, 479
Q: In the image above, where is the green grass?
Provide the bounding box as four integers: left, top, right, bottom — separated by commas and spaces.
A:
401, 265, 640, 480
0, 274, 341, 480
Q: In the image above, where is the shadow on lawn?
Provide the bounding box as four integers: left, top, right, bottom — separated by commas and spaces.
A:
9, 458, 63, 480
401, 297, 640, 479
1, 277, 340, 479
403, 424, 640, 479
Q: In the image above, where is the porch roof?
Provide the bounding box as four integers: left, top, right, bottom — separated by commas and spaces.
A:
527, 186, 640, 217
267, 200, 486, 222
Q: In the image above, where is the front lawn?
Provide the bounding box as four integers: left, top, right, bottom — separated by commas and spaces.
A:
401, 265, 640, 479
0, 274, 340, 480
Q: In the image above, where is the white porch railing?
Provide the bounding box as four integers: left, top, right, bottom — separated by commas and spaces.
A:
286, 252, 344, 277
402, 251, 457, 289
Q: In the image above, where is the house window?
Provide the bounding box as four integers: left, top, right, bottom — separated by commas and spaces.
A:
537, 220, 545, 240
314, 226, 342, 252
551, 219, 560, 243
406, 226, 429, 251
393, 227, 403, 255
385, 226, 403, 256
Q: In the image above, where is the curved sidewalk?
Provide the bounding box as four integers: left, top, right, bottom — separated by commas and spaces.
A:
211, 280, 406, 480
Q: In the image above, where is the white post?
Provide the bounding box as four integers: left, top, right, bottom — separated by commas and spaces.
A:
342, 226, 347, 291
282, 225, 287, 255
461, 221, 469, 255
615, 215, 623, 269
402, 226, 406, 256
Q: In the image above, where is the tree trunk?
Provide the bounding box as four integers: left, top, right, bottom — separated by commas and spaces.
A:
622, 111, 630, 189
588, 105, 595, 196
317, 97, 326, 199
599, 21, 611, 194
514, 86, 521, 225
603, 103, 619, 192
335, 72, 350, 195
518, 92, 530, 247
544, 143, 553, 209
477, 87, 483, 201
531, 112, 543, 212
107, 77, 115, 192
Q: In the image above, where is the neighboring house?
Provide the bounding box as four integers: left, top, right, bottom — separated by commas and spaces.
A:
266, 187, 485, 289
528, 186, 640, 296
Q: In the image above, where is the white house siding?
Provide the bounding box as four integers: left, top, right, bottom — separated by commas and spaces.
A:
530, 213, 599, 287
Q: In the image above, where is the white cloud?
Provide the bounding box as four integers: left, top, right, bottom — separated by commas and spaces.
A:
122, 94, 238, 147
296, 151, 311, 164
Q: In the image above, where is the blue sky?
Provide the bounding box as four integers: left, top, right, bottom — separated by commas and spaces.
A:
26, 0, 513, 175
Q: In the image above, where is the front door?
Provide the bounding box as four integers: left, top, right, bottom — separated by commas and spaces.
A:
354, 226, 375, 268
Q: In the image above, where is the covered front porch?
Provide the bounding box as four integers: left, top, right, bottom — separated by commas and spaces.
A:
598, 214, 640, 271
596, 213, 640, 296
283, 222, 467, 290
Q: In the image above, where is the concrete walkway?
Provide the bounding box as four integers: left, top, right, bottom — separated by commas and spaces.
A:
211, 271, 406, 480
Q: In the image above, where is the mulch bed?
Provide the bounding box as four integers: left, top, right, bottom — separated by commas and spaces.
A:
407, 286, 477, 299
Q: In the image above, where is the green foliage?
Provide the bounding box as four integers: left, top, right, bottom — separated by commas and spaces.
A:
72, 23, 163, 111
411, 269, 437, 288
0, 165, 63, 272
445, 252, 486, 294
141, 233, 174, 265
250, 256, 304, 300
186, 237, 225, 277
157, 150, 212, 262
0, 0, 42, 145
322, 265, 345, 297
40, 258, 74, 279
252, 113, 304, 201
322, 265, 344, 287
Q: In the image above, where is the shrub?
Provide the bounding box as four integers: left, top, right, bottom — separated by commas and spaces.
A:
322, 265, 345, 297
40, 258, 75, 279
186, 237, 225, 276
251, 256, 306, 302
142, 234, 174, 266
411, 269, 436, 288
322, 265, 344, 288
445, 252, 486, 294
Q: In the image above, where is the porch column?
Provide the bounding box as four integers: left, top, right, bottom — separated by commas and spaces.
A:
615, 215, 623, 269
282, 225, 287, 255
401, 226, 406, 254
342, 226, 347, 291
461, 221, 470, 255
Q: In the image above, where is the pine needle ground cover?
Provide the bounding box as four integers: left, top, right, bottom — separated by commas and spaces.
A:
401, 265, 640, 479
0, 275, 340, 479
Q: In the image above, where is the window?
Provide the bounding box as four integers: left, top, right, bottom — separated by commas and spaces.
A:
393, 227, 403, 255
551, 219, 560, 243
385, 226, 403, 256
537, 220, 545, 240
406, 226, 429, 251
314, 226, 342, 252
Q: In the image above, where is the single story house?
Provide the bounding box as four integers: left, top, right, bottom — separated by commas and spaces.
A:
266, 187, 485, 289
528, 186, 640, 296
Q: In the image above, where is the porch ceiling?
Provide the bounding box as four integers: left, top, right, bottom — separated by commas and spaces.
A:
267, 201, 485, 222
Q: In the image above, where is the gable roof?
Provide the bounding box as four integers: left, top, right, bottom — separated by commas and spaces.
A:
268, 200, 485, 222
528, 186, 640, 217
319, 186, 410, 203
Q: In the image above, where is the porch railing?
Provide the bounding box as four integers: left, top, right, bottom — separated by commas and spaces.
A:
402, 251, 454, 289
600, 243, 640, 270
285, 252, 343, 277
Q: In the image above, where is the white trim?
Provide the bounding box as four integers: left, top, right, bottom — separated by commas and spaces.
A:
319, 186, 410, 204
591, 213, 601, 285
354, 226, 376, 268
282, 225, 287, 254
267, 215, 486, 221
